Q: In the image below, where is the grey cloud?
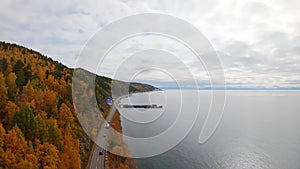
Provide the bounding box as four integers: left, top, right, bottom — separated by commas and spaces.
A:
1, 0, 300, 88
218, 30, 300, 87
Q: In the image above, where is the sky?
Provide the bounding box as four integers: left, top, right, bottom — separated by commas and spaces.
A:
1, 0, 300, 89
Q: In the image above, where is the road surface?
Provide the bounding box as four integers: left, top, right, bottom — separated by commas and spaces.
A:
89, 144, 106, 169
88, 103, 117, 169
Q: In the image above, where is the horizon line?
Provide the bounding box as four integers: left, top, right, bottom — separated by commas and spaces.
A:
159, 87, 300, 90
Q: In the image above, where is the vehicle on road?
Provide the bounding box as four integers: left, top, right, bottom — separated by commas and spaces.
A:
99, 151, 103, 155
106, 123, 110, 129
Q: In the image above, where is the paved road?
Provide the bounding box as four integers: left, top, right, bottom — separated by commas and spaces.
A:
89, 104, 117, 169
89, 144, 106, 169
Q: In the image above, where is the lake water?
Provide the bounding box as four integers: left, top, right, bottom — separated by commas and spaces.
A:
118, 90, 300, 169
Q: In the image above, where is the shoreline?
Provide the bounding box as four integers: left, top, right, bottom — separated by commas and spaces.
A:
106, 110, 138, 169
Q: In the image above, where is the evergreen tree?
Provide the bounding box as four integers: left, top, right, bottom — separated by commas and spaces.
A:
0, 73, 8, 112
13, 60, 24, 74
16, 69, 26, 89
6, 72, 18, 101
48, 123, 62, 151
12, 106, 36, 141
0, 58, 8, 73
34, 115, 47, 143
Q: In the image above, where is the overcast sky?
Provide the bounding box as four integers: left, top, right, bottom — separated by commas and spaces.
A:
1, 0, 300, 88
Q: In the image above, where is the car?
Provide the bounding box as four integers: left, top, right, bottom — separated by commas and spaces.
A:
106, 123, 110, 129
99, 151, 103, 155
103, 134, 106, 137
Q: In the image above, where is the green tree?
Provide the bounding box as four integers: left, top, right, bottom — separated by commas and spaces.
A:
47, 123, 62, 150
0, 58, 8, 73
13, 60, 24, 74
0, 73, 8, 111
16, 69, 26, 89
34, 115, 47, 143
23, 64, 32, 82
12, 106, 36, 141
6, 72, 18, 101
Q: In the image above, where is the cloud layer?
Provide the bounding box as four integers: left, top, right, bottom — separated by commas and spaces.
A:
1, 0, 299, 88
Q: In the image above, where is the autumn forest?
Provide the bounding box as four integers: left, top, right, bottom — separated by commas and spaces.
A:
0, 42, 156, 169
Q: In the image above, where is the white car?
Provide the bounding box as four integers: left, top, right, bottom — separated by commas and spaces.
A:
106, 123, 110, 129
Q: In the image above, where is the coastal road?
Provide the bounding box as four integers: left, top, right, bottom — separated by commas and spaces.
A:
88, 95, 127, 169
89, 145, 106, 169
89, 105, 117, 169
90, 105, 116, 169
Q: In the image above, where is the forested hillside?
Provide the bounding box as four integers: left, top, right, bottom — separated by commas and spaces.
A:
0, 41, 157, 169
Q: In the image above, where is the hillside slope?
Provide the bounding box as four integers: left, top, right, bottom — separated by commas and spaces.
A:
0, 41, 158, 169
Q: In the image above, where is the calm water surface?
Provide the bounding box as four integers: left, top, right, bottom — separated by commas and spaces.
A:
119, 90, 300, 169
